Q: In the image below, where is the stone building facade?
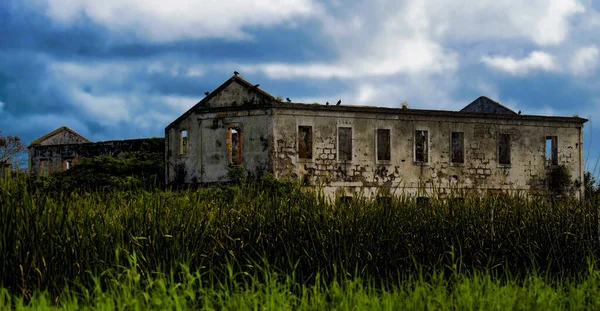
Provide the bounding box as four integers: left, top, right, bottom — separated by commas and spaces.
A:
165, 75, 587, 198
28, 126, 163, 175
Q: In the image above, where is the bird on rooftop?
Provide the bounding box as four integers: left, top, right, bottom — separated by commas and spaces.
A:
286, 97, 292, 103
326, 101, 329, 106
204, 91, 209, 96
254, 84, 260, 88
234, 71, 239, 76
518, 110, 521, 115
336, 99, 341, 106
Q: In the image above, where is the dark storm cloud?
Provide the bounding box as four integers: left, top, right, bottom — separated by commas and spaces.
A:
0, 0, 334, 145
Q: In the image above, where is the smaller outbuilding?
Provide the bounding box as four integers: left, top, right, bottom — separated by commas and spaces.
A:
28, 126, 164, 175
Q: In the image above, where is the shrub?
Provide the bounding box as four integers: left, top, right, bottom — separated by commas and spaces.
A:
548, 164, 572, 195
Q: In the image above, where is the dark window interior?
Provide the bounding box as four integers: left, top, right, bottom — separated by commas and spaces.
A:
451, 132, 464, 163
377, 129, 391, 161
298, 126, 313, 159
498, 134, 511, 165
415, 130, 428, 163
338, 127, 352, 161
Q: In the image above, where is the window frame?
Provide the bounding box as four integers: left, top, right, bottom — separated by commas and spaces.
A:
65, 159, 73, 170
546, 136, 558, 166
179, 129, 188, 156
337, 126, 353, 162
414, 129, 429, 165
450, 131, 465, 165
40, 159, 49, 176
376, 128, 392, 163
226, 125, 243, 166
497, 133, 511, 166
297, 125, 314, 161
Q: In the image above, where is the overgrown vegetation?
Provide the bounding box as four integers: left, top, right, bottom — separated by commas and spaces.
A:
1, 176, 600, 308
548, 164, 573, 195
5, 263, 600, 310
25, 151, 164, 193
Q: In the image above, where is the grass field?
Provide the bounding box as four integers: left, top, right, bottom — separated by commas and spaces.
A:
1, 176, 599, 309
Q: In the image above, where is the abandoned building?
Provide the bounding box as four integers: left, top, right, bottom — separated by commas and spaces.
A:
165, 75, 587, 198
28, 126, 164, 175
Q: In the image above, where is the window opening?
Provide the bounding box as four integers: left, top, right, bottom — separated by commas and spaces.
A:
415, 130, 429, 163
338, 127, 352, 161
451, 132, 464, 163
546, 136, 558, 165
498, 134, 511, 165
65, 159, 73, 170
40, 160, 49, 176
180, 130, 188, 155
377, 129, 391, 161
298, 126, 313, 159
227, 127, 242, 166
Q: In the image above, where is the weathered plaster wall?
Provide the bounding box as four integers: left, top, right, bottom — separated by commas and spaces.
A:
204, 82, 270, 109
165, 81, 273, 185
29, 138, 164, 175
166, 110, 271, 184
37, 130, 88, 146
272, 108, 584, 198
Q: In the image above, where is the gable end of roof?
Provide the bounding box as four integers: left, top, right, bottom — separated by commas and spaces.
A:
460, 96, 517, 114
29, 126, 91, 147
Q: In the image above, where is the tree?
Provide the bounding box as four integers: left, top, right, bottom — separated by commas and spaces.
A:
584, 171, 598, 201
0, 130, 26, 169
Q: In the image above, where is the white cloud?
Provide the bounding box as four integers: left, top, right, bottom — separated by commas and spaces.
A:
570, 45, 599, 75
68, 89, 132, 125
241, 5, 458, 79
481, 51, 556, 75
36, 0, 319, 42
404, 0, 584, 45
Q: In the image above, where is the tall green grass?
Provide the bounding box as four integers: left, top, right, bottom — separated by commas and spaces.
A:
3, 262, 600, 310
1, 175, 599, 300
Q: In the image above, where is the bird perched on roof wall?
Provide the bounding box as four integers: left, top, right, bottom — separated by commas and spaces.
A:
286, 97, 292, 103
336, 99, 341, 106
518, 110, 521, 115
326, 101, 329, 106
234, 71, 239, 76
254, 84, 260, 88
204, 91, 209, 96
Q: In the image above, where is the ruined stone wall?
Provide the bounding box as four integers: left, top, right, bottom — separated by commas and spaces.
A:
272, 108, 584, 198
29, 138, 164, 175
37, 130, 88, 146
165, 79, 274, 185
166, 110, 271, 184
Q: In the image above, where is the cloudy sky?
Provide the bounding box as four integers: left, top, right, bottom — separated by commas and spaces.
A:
1, 0, 600, 171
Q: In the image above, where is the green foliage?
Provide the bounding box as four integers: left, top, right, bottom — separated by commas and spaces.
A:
548, 164, 572, 195
2, 176, 600, 306
227, 165, 247, 184
0, 130, 26, 169
6, 263, 600, 310
30, 151, 164, 193
585, 171, 599, 201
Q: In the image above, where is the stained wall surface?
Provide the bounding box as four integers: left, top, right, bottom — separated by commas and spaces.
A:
271, 107, 585, 198
36, 130, 89, 146
165, 76, 586, 199
29, 138, 164, 175
165, 79, 273, 184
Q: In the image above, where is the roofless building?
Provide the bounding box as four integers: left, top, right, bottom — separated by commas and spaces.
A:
165, 75, 587, 198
